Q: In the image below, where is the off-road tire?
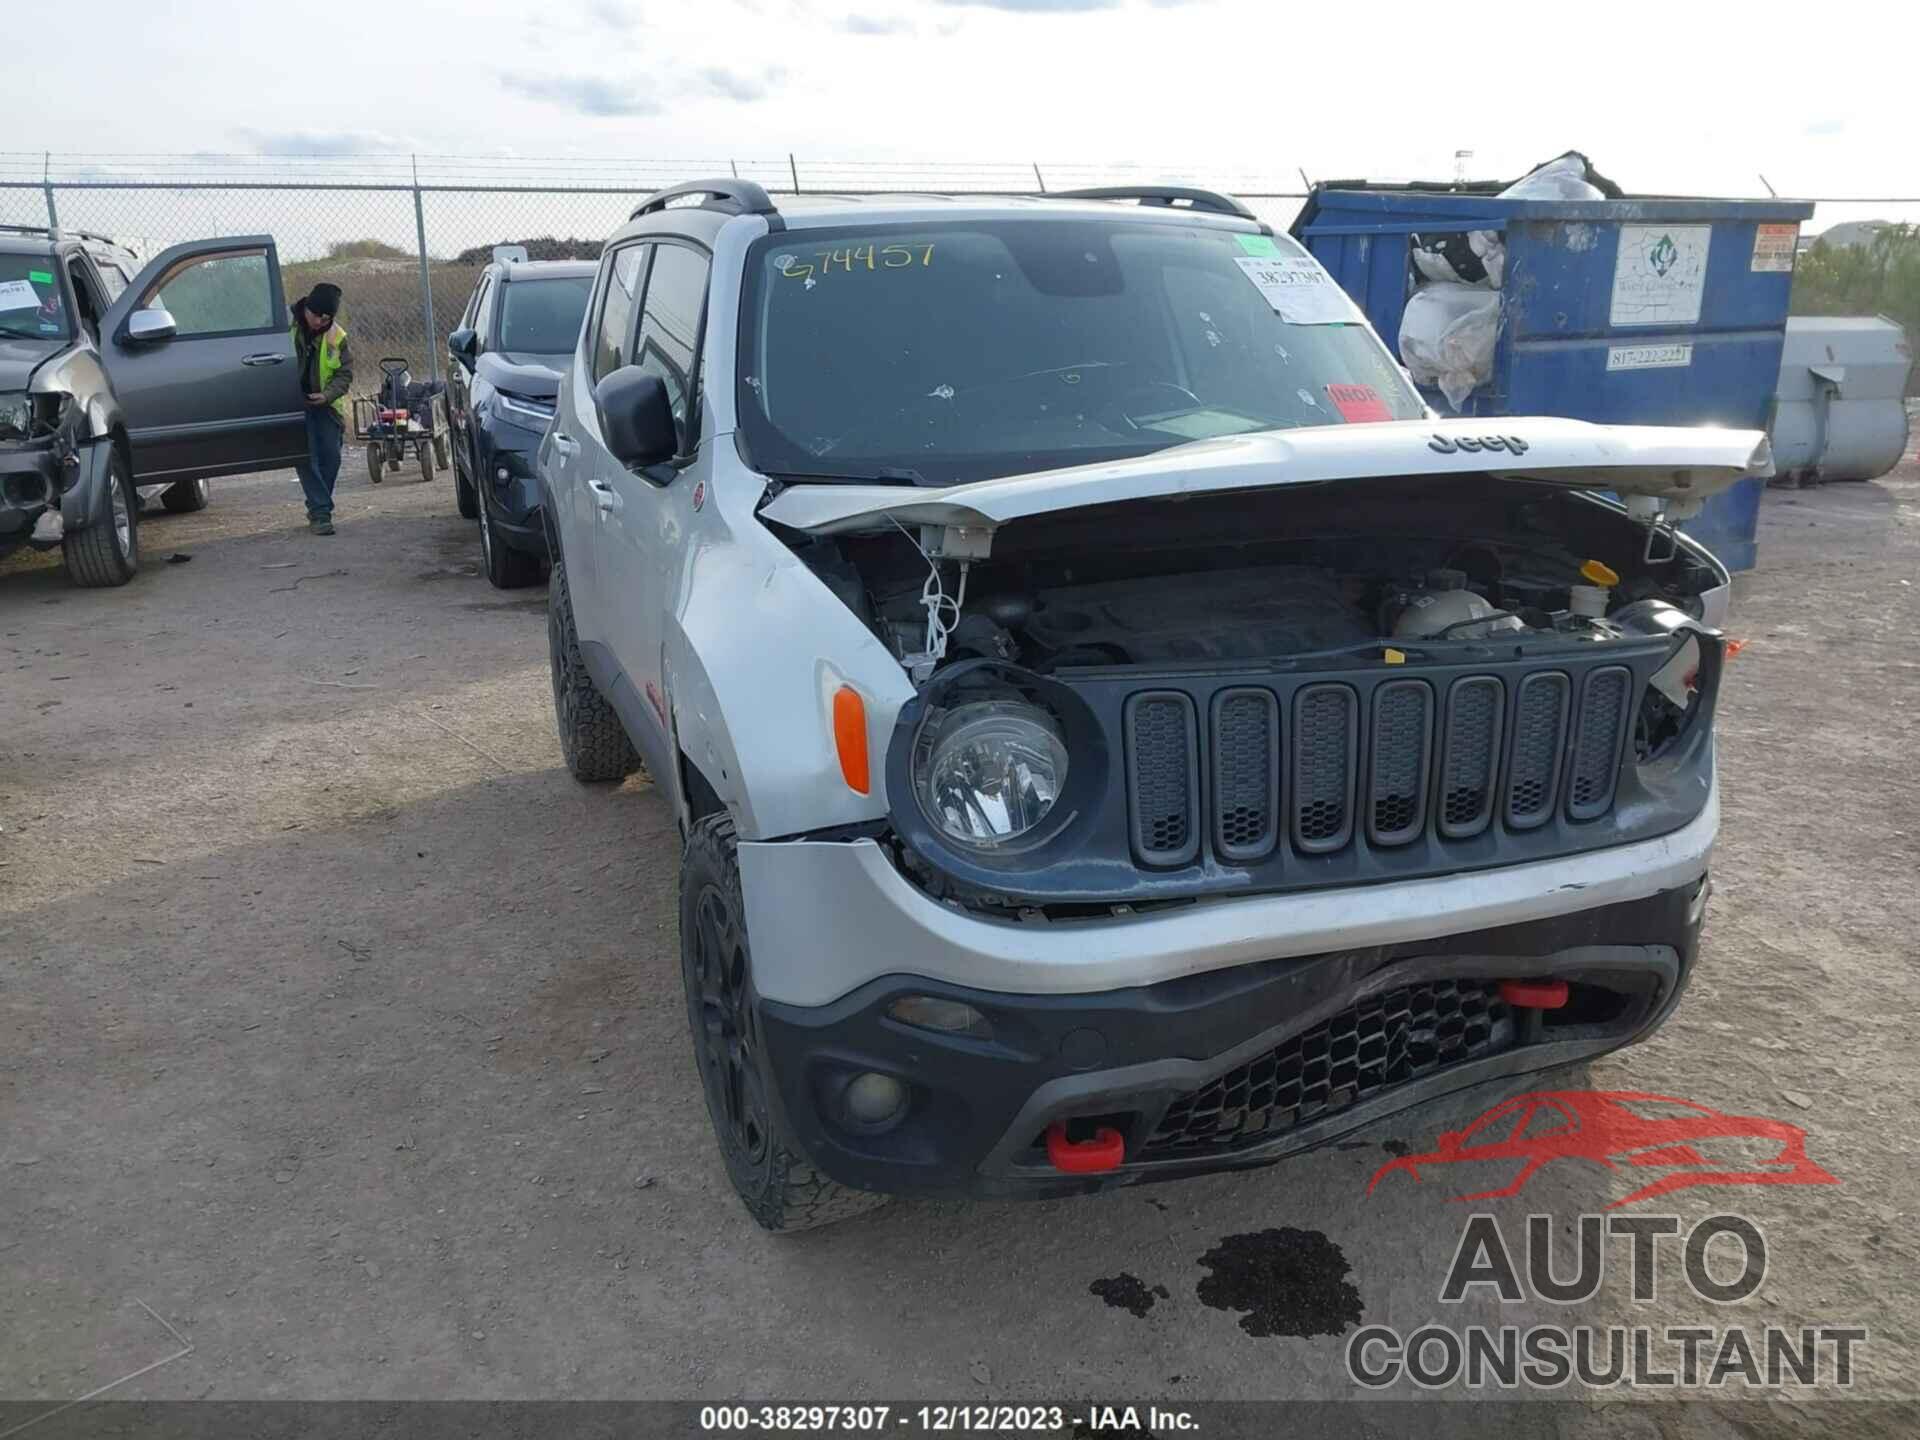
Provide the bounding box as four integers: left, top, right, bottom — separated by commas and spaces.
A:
548, 559, 639, 782
161, 478, 210, 513
480, 493, 542, 589
63, 452, 138, 587
680, 815, 890, 1234
455, 463, 478, 519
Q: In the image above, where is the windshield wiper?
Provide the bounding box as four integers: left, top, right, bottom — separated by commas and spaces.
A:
772, 466, 930, 487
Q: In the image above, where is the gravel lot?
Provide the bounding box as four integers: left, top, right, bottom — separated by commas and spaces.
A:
2, 440, 1917, 1431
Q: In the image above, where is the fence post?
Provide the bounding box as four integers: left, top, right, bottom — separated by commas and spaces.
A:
789, 153, 800, 195
1033, 163, 1046, 194
412, 156, 439, 385
42, 152, 58, 231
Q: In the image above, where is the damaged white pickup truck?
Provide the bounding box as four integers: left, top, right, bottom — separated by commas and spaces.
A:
538, 181, 1768, 1230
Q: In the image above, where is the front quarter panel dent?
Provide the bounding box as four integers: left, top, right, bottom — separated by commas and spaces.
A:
667, 509, 911, 842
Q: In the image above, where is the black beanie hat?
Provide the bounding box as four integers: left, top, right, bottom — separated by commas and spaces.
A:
304, 282, 343, 318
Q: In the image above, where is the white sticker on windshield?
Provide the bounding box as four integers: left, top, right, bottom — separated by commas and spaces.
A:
0, 279, 40, 312
1233, 257, 1357, 325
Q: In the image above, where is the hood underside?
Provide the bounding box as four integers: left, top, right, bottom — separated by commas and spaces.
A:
757, 417, 1772, 537
476, 350, 565, 399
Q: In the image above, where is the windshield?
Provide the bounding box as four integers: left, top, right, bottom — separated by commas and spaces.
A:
497, 275, 593, 355
0, 254, 70, 341
737, 220, 1423, 485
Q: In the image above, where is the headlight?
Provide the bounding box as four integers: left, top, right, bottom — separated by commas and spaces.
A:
0, 391, 30, 442
913, 700, 1068, 848
493, 390, 556, 431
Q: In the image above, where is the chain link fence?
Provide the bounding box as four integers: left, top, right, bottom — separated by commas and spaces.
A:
3, 152, 1912, 391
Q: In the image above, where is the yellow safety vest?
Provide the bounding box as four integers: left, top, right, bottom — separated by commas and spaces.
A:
291, 320, 350, 423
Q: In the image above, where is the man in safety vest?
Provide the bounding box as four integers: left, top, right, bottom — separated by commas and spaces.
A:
290, 282, 353, 536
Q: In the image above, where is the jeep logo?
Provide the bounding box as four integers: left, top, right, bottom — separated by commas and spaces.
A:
1429, 434, 1530, 455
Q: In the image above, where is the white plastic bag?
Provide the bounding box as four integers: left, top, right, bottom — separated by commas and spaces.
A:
1469, 229, 1506, 289
1499, 153, 1604, 202
1399, 282, 1502, 411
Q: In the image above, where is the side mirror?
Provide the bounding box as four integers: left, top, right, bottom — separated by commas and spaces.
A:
126, 308, 176, 344
448, 327, 478, 367
594, 367, 678, 468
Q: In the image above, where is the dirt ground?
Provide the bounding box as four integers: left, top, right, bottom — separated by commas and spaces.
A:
2, 440, 1917, 1430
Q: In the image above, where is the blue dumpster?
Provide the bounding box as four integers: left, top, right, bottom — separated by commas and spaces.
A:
1292, 186, 1815, 570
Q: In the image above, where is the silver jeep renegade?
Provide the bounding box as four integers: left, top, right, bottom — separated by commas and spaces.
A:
539, 180, 1765, 1231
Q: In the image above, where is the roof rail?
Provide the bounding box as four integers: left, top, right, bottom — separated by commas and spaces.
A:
1047, 186, 1259, 221
0, 221, 129, 249
631, 179, 781, 226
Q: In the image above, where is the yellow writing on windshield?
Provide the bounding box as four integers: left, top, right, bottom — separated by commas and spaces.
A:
779, 244, 935, 280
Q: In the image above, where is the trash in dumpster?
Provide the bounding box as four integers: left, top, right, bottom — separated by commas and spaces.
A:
1293, 156, 1812, 569
1401, 151, 1624, 406
1398, 281, 1501, 409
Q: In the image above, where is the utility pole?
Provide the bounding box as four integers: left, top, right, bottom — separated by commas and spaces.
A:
412, 155, 439, 385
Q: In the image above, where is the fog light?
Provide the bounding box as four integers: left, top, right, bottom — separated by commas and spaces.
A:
842, 1071, 908, 1129
495, 466, 510, 482
888, 995, 992, 1039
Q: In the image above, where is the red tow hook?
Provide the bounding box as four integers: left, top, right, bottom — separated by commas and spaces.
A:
1046, 1122, 1125, 1174
1499, 978, 1569, 1010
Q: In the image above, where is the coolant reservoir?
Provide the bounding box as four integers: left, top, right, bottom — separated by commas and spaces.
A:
1392, 568, 1525, 641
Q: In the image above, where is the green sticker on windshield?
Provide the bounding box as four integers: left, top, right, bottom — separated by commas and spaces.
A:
28, 270, 53, 284
1235, 234, 1281, 258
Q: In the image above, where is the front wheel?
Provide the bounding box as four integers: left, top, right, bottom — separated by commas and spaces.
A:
367, 444, 385, 484
63, 451, 138, 587
680, 815, 889, 1234
480, 491, 542, 589
418, 439, 435, 484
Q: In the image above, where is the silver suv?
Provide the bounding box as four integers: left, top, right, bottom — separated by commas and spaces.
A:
539, 181, 1766, 1231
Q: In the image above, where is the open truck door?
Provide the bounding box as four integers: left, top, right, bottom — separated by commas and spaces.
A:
97, 235, 307, 483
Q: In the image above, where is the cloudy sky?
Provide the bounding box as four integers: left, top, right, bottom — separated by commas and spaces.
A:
13, 0, 1905, 224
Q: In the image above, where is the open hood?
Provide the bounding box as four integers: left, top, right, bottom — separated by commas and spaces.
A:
757, 416, 1772, 538
475, 350, 566, 400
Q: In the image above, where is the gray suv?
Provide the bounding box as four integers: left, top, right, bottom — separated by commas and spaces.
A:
540, 181, 1765, 1231
1, 225, 307, 586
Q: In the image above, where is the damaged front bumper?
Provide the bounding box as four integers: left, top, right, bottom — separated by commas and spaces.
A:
754, 878, 1711, 1200
0, 439, 71, 549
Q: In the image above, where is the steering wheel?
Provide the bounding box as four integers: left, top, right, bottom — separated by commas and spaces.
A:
1106, 380, 1205, 432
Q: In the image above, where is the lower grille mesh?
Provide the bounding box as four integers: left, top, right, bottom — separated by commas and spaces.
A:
1140, 979, 1515, 1159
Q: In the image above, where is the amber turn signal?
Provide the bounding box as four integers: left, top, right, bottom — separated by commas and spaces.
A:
832, 685, 869, 795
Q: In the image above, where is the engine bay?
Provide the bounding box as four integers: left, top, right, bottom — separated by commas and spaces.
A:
791, 476, 1724, 678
